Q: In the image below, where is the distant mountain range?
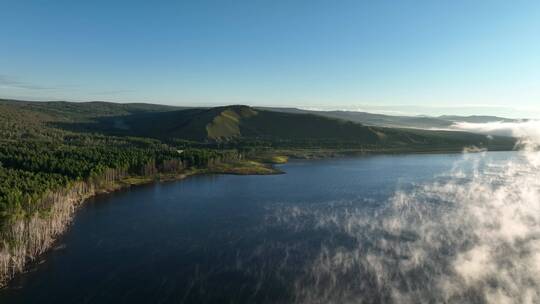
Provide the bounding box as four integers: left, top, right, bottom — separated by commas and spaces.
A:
0, 99, 517, 151
2, 98, 520, 130
257, 107, 520, 129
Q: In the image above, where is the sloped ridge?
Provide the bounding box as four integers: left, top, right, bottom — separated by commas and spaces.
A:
105, 104, 380, 143
238, 110, 380, 143
205, 106, 258, 140
10, 99, 514, 149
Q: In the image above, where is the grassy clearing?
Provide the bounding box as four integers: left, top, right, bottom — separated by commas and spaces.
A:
121, 176, 155, 185
267, 155, 289, 164
209, 160, 283, 175
254, 154, 289, 164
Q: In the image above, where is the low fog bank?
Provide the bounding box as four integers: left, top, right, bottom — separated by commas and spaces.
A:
451, 120, 540, 146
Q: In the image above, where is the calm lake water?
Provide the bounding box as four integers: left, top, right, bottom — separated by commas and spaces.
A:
2, 151, 539, 304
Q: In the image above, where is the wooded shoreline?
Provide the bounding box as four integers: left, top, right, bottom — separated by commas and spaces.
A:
0, 159, 281, 287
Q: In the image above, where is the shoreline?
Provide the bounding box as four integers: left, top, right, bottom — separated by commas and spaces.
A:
261, 145, 515, 161
0, 160, 282, 288
0, 147, 512, 288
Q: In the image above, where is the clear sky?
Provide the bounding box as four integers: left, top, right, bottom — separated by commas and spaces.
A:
1, 0, 539, 118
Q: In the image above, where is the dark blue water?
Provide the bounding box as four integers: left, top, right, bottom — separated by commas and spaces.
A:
0, 152, 522, 303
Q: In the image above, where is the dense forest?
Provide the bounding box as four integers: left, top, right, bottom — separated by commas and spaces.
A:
0, 137, 241, 226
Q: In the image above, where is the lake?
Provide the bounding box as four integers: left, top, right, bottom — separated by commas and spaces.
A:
2, 151, 539, 304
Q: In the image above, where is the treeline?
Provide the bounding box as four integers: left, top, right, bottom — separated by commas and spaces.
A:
0, 137, 243, 234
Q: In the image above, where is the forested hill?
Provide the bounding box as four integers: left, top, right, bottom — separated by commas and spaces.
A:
1, 99, 515, 150
69, 105, 382, 144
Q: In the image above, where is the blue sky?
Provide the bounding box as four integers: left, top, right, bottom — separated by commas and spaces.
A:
1, 0, 539, 118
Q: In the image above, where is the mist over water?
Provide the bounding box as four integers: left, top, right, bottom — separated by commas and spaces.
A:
264, 122, 540, 304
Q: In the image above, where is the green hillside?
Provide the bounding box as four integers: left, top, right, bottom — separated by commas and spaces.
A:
9, 101, 510, 150
0, 99, 517, 151
43, 104, 377, 142
53, 104, 393, 144
0, 99, 182, 122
